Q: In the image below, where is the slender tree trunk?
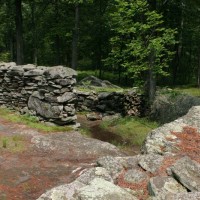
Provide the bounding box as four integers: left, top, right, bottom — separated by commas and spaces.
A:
198, 49, 200, 88
71, 4, 79, 70
15, 0, 24, 65
31, 0, 38, 65
55, 0, 61, 65
146, 48, 156, 104
173, 1, 184, 85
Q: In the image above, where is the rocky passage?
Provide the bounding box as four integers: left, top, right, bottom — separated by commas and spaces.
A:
38, 106, 200, 200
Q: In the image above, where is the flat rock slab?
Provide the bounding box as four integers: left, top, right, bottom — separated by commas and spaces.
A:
124, 169, 148, 184
37, 180, 86, 200
31, 132, 124, 160
138, 154, 164, 174
169, 156, 200, 191
148, 176, 187, 198
74, 178, 138, 200
165, 192, 200, 200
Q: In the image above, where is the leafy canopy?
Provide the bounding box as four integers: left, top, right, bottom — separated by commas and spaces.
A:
105, 0, 176, 86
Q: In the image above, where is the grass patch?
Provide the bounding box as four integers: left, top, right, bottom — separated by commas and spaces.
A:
0, 107, 73, 133
79, 127, 92, 137
100, 116, 158, 147
0, 135, 25, 152
173, 86, 200, 97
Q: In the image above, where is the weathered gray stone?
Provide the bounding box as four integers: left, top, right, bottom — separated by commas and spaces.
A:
86, 113, 102, 121
44, 66, 77, 79
142, 106, 200, 155
32, 91, 45, 100
55, 78, 76, 86
57, 92, 76, 103
28, 96, 62, 119
37, 180, 86, 200
76, 167, 113, 184
31, 132, 124, 159
124, 169, 148, 184
97, 156, 124, 180
148, 176, 187, 199
169, 156, 200, 191
151, 93, 200, 124
24, 69, 44, 76
74, 178, 138, 200
139, 154, 164, 174
165, 192, 200, 200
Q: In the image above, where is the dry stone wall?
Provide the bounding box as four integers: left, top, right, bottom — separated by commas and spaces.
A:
0, 62, 77, 125
76, 90, 143, 116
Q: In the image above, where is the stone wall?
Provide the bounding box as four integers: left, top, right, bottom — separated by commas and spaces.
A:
76, 90, 143, 116
0, 62, 77, 125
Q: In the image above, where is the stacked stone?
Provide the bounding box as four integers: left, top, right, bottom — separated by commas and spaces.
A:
0, 62, 77, 125
123, 91, 143, 116
28, 66, 77, 125
75, 90, 142, 116
76, 91, 98, 111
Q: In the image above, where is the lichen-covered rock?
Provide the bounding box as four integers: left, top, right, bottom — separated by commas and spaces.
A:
165, 192, 200, 200
76, 167, 113, 184
148, 176, 187, 199
44, 65, 77, 79
31, 132, 124, 159
124, 169, 148, 184
138, 154, 164, 174
151, 93, 200, 124
74, 178, 138, 200
37, 180, 86, 200
169, 156, 200, 191
142, 106, 200, 155
97, 156, 124, 180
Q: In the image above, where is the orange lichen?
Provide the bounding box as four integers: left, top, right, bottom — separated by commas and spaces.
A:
117, 170, 149, 200
170, 126, 200, 163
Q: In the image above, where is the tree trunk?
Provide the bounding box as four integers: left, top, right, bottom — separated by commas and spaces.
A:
173, 1, 184, 85
15, 0, 24, 65
71, 4, 79, 70
31, 0, 38, 65
146, 48, 156, 104
198, 49, 200, 88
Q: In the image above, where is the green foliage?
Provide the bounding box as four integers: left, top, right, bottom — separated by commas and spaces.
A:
0, 52, 10, 62
100, 116, 158, 146
104, 0, 176, 87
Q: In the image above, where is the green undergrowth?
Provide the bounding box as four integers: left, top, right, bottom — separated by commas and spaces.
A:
0, 107, 73, 132
100, 116, 158, 147
0, 135, 25, 152
173, 86, 200, 97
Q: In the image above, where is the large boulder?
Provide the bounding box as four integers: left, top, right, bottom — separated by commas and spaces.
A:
151, 93, 200, 124
28, 96, 62, 119
31, 132, 125, 160
74, 178, 138, 200
169, 156, 200, 191
142, 106, 200, 155
44, 66, 77, 79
